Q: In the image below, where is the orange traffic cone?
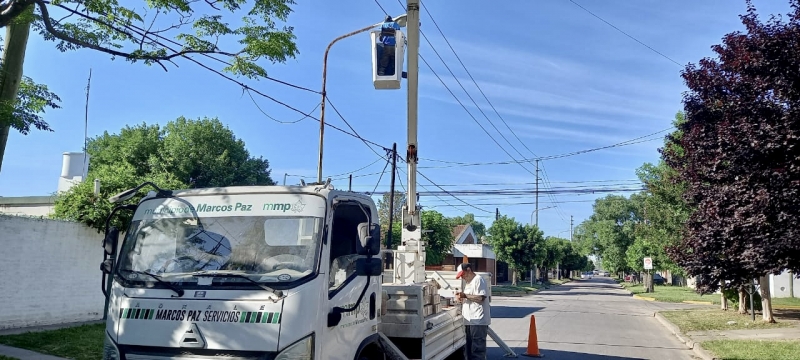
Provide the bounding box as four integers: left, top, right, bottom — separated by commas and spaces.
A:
523, 314, 542, 357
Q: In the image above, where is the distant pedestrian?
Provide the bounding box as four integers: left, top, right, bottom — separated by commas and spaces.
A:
378, 15, 401, 76
455, 263, 491, 360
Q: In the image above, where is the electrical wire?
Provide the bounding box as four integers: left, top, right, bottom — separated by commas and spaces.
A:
246, 90, 320, 124
568, 0, 682, 67
419, 0, 541, 160
58, 4, 322, 94
371, 157, 392, 195
417, 129, 669, 168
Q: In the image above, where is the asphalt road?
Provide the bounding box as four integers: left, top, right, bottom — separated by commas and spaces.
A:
485, 277, 700, 360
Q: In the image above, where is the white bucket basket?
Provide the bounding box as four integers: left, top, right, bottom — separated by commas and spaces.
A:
371, 29, 406, 90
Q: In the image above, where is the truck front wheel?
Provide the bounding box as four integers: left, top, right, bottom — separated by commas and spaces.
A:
357, 343, 385, 360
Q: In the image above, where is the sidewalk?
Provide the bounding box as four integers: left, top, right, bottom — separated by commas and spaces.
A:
0, 345, 68, 360
687, 325, 800, 342
655, 312, 800, 360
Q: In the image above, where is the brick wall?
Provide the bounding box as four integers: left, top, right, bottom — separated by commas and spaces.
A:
0, 215, 104, 329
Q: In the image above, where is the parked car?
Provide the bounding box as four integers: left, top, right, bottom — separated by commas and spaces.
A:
581, 272, 593, 279
653, 273, 665, 285
601, 271, 610, 277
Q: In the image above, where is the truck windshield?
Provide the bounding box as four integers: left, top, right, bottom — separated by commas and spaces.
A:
116, 215, 323, 285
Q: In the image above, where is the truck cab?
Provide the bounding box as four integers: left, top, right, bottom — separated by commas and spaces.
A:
100, 183, 385, 360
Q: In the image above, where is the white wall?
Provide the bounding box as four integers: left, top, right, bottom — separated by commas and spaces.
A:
0, 215, 104, 330
770, 270, 800, 298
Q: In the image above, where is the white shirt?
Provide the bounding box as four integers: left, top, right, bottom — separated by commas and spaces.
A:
462, 275, 491, 325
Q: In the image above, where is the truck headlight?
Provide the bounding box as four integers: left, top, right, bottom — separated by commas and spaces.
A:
276, 333, 314, 360
103, 331, 120, 360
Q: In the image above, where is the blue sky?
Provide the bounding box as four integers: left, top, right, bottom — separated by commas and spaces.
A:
0, 0, 792, 237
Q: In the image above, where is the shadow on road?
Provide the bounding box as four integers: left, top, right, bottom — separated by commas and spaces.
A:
488, 346, 651, 359
490, 306, 543, 318
540, 291, 633, 297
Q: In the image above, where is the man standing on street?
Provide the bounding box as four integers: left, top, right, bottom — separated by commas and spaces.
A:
455, 263, 491, 360
378, 15, 401, 76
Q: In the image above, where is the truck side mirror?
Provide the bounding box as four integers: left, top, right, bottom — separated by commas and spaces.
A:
103, 227, 119, 256
101, 258, 114, 274
357, 222, 381, 256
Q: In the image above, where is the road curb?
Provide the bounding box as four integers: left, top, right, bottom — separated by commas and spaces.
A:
653, 312, 717, 360
633, 295, 656, 301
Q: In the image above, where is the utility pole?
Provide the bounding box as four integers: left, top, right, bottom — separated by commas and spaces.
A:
283, 173, 287, 186
387, 143, 398, 250
386, 143, 398, 270
570, 215, 574, 241
533, 159, 540, 285
496, 208, 499, 221
535, 159, 540, 226
397, 0, 424, 284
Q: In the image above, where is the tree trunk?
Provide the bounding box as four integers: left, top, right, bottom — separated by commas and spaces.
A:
556, 262, 561, 280
646, 272, 654, 293
720, 282, 728, 310
738, 287, 748, 314
759, 275, 775, 323
511, 268, 517, 286
0, 9, 32, 173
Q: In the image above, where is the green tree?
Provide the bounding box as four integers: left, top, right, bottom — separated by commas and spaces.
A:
0, 74, 61, 171
0, 0, 299, 172
449, 213, 486, 239
421, 210, 453, 266
542, 237, 570, 281
52, 116, 274, 232
486, 216, 543, 285
580, 195, 641, 277
560, 243, 589, 277
584, 260, 595, 272
377, 192, 405, 248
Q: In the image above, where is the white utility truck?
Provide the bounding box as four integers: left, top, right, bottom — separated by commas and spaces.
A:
99, 1, 474, 358
99, 181, 466, 360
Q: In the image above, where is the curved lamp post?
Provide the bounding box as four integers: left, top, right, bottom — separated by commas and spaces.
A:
316, 14, 408, 182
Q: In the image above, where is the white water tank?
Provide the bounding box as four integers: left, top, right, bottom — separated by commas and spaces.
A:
57, 152, 89, 193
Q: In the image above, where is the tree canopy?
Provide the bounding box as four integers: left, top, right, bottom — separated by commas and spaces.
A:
449, 213, 486, 239
421, 210, 453, 266
0, 0, 300, 173
663, 0, 800, 294
486, 216, 544, 284
52, 116, 274, 231
377, 192, 405, 248
0, 0, 299, 77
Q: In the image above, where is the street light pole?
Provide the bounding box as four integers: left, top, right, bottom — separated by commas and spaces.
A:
316, 15, 408, 183
530, 206, 555, 225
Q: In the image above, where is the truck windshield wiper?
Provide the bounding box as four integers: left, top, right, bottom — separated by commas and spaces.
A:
123, 269, 184, 297
191, 271, 284, 298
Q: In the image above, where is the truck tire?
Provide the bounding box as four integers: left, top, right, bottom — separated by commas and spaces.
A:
357, 343, 385, 360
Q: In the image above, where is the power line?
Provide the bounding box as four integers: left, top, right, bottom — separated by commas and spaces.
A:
246, 90, 320, 124
417, 128, 669, 168
384, 0, 540, 179
418, 0, 540, 159
568, 0, 682, 67
62, 4, 322, 94
371, 156, 392, 195
325, 95, 391, 157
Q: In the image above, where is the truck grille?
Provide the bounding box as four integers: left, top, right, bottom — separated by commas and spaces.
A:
120, 346, 275, 360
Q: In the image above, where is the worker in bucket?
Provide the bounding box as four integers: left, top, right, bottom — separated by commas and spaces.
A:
377, 15, 401, 76
455, 263, 491, 360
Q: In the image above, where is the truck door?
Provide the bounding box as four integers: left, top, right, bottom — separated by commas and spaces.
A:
322, 198, 380, 360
